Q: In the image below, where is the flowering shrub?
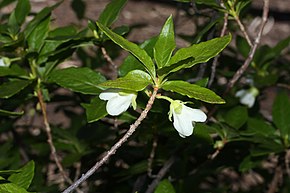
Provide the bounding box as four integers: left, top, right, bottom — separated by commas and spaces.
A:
0, 0, 290, 193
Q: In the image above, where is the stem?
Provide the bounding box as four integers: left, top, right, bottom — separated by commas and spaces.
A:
147, 136, 158, 177
234, 15, 253, 47
62, 87, 159, 193
37, 90, 75, 186
225, 0, 269, 94
101, 46, 117, 79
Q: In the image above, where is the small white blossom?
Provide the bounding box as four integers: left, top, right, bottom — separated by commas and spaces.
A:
235, 87, 259, 108
99, 91, 137, 116
169, 100, 207, 138
0, 58, 5, 67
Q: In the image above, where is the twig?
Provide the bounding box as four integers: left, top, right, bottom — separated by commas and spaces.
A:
225, 0, 269, 94
62, 87, 159, 193
147, 136, 158, 177
145, 155, 176, 193
101, 46, 118, 79
234, 15, 253, 47
266, 165, 283, 193
208, 6, 229, 87
37, 90, 83, 192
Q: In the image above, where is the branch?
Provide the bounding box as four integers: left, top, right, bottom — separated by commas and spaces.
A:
62, 87, 159, 193
101, 46, 118, 79
208, 4, 229, 87
234, 15, 253, 47
225, 0, 269, 94
145, 155, 176, 193
147, 136, 158, 177
267, 165, 283, 193
37, 90, 81, 191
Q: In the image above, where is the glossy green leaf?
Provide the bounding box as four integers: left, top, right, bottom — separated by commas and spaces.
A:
154, 179, 176, 193
0, 109, 24, 116
99, 70, 152, 91
98, 0, 127, 27
27, 15, 50, 52
15, 0, 30, 25
8, 161, 34, 189
49, 67, 106, 95
272, 92, 290, 140
0, 79, 32, 98
0, 65, 28, 77
245, 118, 276, 136
162, 80, 225, 104
24, 1, 61, 39
96, 22, 156, 78
0, 177, 30, 193
154, 16, 175, 68
0, 170, 20, 175
119, 36, 158, 77
224, 106, 248, 129
81, 97, 107, 123
158, 35, 231, 76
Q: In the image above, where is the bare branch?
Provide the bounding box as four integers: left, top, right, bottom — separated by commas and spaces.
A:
225, 0, 270, 94
147, 136, 158, 177
62, 87, 159, 193
234, 15, 253, 47
267, 165, 283, 193
101, 46, 118, 79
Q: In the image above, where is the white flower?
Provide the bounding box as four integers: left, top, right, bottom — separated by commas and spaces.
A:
169, 100, 207, 138
0, 58, 5, 67
235, 87, 259, 108
99, 91, 137, 116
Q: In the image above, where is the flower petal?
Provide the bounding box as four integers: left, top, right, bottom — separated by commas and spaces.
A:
106, 94, 133, 116
182, 105, 207, 122
172, 107, 194, 138
240, 92, 255, 108
99, 92, 119, 101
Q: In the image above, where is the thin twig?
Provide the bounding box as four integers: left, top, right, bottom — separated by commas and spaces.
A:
37, 90, 82, 192
145, 156, 176, 193
147, 136, 158, 177
266, 165, 283, 193
208, 6, 229, 87
101, 46, 118, 79
225, 0, 269, 94
62, 87, 159, 193
234, 15, 253, 47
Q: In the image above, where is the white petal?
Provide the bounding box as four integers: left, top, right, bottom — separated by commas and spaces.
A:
106, 94, 132, 116
99, 92, 119, 101
173, 109, 194, 138
240, 92, 255, 108
182, 105, 207, 122
0, 59, 5, 67
235, 89, 247, 97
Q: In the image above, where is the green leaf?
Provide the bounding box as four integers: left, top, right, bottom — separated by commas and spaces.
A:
154, 16, 175, 68
0, 178, 30, 193
99, 70, 152, 91
49, 67, 106, 95
119, 36, 158, 77
81, 97, 107, 123
96, 22, 156, 78
154, 179, 176, 193
224, 106, 248, 129
15, 0, 30, 25
158, 35, 231, 76
162, 80, 225, 104
24, 1, 61, 39
0, 109, 24, 116
27, 15, 50, 52
98, 0, 127, 27
245, 118, 276, 136
8, 161, 34, 189
0, 79, 32, 98
272, 92, 290, 141
0, 170, 20, 175
0, 65, 28, 77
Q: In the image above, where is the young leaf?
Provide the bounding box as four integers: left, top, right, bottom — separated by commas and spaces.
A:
81, 97, 108, 123
96, 22, 156, 78
0, 109, 24, 116
0, 178, 30, 193
27, 16, 50, 52
49, 67, 106, 95
8, 161, 34, 189
154, 15, 175, 68
14, 0, 30, 25
99, 70, 152, 91
98, 0, 127, 27
154, 179, 176, 193
272, 92, 290, 141
162, 80, 225, 104
158, 34, 231, 77
0, 80, 32, 99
